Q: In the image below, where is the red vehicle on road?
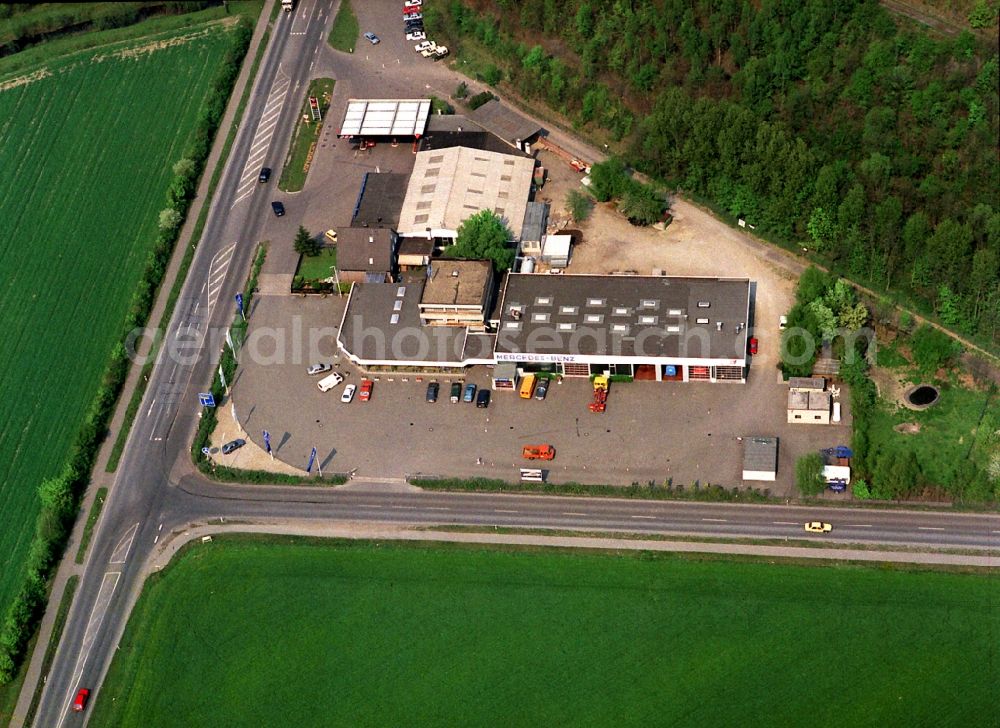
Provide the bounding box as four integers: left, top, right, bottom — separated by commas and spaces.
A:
522, 444, 555, 461
359, 378, 373, 401
748, 336, 759, 355
73, 688, 90, 712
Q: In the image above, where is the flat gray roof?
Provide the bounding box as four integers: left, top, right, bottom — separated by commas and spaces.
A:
521, 201, 549, 242
340, 99, 431, 137
336, 228, 394, 273
467, 99, 542, 147
743, 437, 777, 473
352, 173, 408, 229
338, 279, 494, 365
789, 377, 826, 391
788, 390, 831, 411
495, 274, 751, 362
422, 259, 492, 307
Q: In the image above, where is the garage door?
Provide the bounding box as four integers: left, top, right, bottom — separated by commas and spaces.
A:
562, 363, 590, 377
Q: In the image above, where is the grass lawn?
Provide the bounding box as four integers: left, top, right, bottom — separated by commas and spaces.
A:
326, 0, 358, 53
278, 78, 334, 192
92, 538, 999, 727
0, 21, 234, 619
295, 246, 337, 280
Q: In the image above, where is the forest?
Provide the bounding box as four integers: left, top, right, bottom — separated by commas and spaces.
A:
428, 0, 1000, 347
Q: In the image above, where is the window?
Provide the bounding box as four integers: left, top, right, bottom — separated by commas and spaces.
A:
414, 214, 429, 224
535, 296, 552, 306
393, 300, 403, 311
504, 321, 522, 330
497, 191, 509, 199
420, 184, 436, 194
558, 323, 575, 331
697, 301, 711, 308
559, 306, 579, 315
696, 317, 709, 324
640, 299, 658, 309
471, 171, 486, 178
462, 204, 479, 210
396, 286, 406, 297
613, 307, 629, 316
666, 325, 681, 333
494, 207, 505, 216
587, 298, 605, 306
475, 156, 490, 162
424, 167, 440, 177
429, 155, 444, 164
468, 189, 483, 195
416, 201, 432, 210
584, 314, 603, 323
667, 308, 683, 316
390, 313, 399, 324
639, 315, 658, 325
794, 414, 802, 419
532, 313, 550, 323
500, 174, 512, 181
504, 159, 515, 166
611, 324, 629, 334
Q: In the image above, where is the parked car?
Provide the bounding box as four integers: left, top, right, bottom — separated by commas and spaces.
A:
317, 372, 344, 392
476, 389, 491, 408
463, 383, 477, 402
307, 362, 333, 376
414, 41, 435, 53
420, 47, 437, 58
404, 12, 422, 20
341, 384, 356, 403
534, 379, 549, 400
359, 378, 373, 401
522, 444, 555, 461
450, 382, 462, 403
271, 200, 285, 217
73, 688, 90, 712
324, 229, 338, 243
426, 382, 440, 402
364, 32, 380, 44
748, 336, 759, 355
404, 18, 423, 30
804, 521, 832, 533
779, 315, 788, 330
258, 166, 271, 183
221, 438, 246, 455
433, 46, 449, 59
404, 0, 422, 8
406, 30, 426, 40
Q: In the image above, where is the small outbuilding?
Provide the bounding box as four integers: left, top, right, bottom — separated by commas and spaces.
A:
742, 437, 777, 482
335, 228, 398, 283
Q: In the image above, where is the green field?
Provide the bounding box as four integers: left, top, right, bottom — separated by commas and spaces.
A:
0, 24, 233, 617
93, 538, 999, 727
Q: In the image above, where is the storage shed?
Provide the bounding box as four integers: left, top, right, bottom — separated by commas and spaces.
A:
742, 437, 777, 482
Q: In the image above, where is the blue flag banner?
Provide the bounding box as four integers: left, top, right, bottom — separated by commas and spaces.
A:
306, 446, 317, 473
235, 292, 244, 315
263, 430, 272, 454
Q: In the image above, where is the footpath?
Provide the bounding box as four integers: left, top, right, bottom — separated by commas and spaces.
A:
10, 3, 277, 725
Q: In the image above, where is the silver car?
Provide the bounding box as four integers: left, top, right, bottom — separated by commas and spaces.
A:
307, 362, 333, 376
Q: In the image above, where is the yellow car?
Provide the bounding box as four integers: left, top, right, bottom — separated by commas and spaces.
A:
804, 521, 832, 533
324, 229, 338, 243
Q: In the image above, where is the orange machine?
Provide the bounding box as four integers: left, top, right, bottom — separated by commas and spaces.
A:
522, 444, 556, 461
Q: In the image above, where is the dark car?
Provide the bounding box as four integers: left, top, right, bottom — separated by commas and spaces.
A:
450, 382, 462, 403
221, 438, 246, 455
425, 382, 439, 403
463, 383, 477, 402
404, 19, 423, 29
476, 389, 491, 408
258, 167, 271, 183
534, 379, 549, 401
271, 201, 285, 217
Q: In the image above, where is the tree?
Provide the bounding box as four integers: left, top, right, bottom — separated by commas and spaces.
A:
294, 225, 321, 257
158, 208, 181, 232
618, 183, 665, 226
795, 266, 832, 307
587, 157, 630, 202
795, 452, 826, 496
806, 207, 837, 252
446, 210, 514, 271
910, 324, 961, 373
566, 189, 593, 223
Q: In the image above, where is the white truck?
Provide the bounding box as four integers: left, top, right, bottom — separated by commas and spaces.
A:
281, 0, 294, 12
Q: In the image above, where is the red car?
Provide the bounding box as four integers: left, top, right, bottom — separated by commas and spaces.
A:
73, 688, 90, 712
748, 336, 759, 355
359, 378, 373, 402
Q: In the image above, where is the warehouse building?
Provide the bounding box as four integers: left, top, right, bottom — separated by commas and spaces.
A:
494, 273, 751, 382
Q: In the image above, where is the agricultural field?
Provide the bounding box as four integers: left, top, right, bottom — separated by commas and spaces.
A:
0, 23, 234, 619
93, 538, 999, 727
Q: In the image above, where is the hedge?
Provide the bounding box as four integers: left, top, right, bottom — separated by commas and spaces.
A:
0, 19, 253, 684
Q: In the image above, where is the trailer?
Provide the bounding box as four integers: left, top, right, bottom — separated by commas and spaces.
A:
588, 375, 608, 413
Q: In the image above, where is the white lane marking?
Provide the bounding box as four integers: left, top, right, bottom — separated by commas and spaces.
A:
773, 521, 798, 525
918, 526, 945, 531
846, 524, 873, 528
426, 507, 450, 511
158, 523, 163, 531
63, 571, 121, 718
701, 518, 728, 522
630, 515, 656, 520
563, 512, 587, 516
392, 505, 417, 510
146, 398, 157, 417
359, 504, 382, 508
109, 523, 139, 564
494, 509, 518, 514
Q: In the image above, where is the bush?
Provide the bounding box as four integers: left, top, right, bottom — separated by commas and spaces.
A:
910, 324, 962, 374
566, 189, 592, 222
467, 90, 495, 110
852, 478, 871, 499
588, 158, 632, 202
454, 81, 469, 99
795, 452, 826, 496
480, 64, 502, 86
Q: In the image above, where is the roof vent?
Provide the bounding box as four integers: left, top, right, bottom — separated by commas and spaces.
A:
451, 269, 459, 277
716, 322, 724, 331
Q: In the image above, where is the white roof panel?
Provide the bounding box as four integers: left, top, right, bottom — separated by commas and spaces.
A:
340, 99, 431, 137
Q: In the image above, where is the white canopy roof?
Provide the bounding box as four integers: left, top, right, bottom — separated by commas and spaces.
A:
340, 99, 431, 137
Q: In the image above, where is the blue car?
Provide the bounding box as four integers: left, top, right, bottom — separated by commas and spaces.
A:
463, 383, 477, 402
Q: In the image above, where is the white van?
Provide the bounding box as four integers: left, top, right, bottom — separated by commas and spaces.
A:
317, 372, 344, 392
832, 401, 842, 423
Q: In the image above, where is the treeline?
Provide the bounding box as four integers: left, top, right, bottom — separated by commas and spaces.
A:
0, 2, 215, 58
0, 18, 252, 685
428, 0, 1000, 346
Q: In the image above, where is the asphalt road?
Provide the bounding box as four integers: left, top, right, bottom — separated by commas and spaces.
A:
30, 2, 1000, 726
